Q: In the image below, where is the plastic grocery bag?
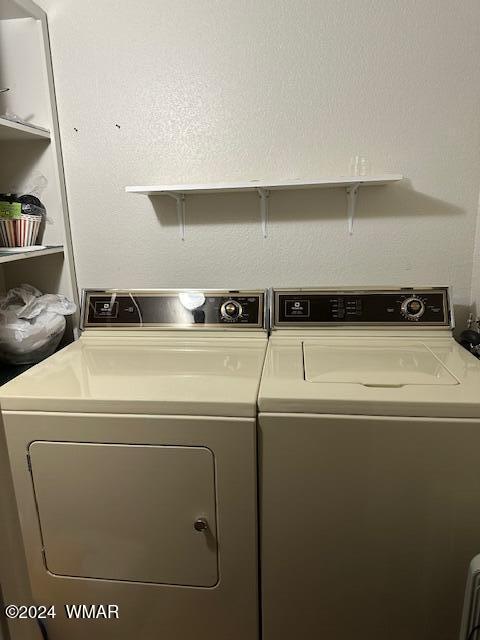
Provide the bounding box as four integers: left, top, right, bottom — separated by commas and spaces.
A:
0, 284, 76, 364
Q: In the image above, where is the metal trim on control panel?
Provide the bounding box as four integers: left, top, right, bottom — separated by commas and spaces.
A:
81, 289, 267, 330
271, 287, 452, 329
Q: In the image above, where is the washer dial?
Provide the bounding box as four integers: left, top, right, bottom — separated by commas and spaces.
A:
401, 296, 425, 321
221, 300, 242, 321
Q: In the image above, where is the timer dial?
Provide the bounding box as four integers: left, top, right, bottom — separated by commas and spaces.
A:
401, 296, 425, 321
221, 300, 242, 321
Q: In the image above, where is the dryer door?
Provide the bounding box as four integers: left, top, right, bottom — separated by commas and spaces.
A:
29, 441, 218, 587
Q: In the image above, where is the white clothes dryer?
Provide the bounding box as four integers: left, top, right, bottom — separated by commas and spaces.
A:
0, 289, 267, 640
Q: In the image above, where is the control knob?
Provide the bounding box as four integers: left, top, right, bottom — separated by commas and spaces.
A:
221, 300, 242, 321
400, 296, 425, 321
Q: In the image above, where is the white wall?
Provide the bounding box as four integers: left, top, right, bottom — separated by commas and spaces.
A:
38, 0, 480, 322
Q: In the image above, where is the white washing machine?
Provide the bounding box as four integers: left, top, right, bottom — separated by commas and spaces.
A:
259, 287, 480, 640
0, 288, 267, 640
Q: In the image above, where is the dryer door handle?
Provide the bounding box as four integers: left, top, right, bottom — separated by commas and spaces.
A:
193, 517, 209, 532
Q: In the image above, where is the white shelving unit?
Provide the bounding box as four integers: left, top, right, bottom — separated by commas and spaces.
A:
0, 0, 78, 324
126, 174, 403, 239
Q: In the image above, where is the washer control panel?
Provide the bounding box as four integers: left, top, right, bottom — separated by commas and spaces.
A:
82, 290, 265, 329
273, 288, 451, 328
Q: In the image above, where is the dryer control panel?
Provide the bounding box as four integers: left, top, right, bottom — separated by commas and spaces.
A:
273, 288, 451, 328
82, 290, 266, 329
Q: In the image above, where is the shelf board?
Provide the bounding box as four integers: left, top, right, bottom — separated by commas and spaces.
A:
0, 245, 63, 264
125, 174, 403, 196
126, 174, 403, 238
0, 117, 50, 141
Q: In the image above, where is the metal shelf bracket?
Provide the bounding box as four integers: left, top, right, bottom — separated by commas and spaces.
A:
166, 192, 186, 241
257, 188, 270, 238
346, 183, 360, 235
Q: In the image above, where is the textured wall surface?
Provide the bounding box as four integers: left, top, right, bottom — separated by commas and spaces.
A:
38, 0, 480, 319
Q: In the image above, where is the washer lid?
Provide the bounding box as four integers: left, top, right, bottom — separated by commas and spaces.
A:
258, 335, 480, 418
303, 342, 459, 387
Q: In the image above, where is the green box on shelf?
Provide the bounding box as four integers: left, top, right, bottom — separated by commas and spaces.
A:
0, 202, 21, 219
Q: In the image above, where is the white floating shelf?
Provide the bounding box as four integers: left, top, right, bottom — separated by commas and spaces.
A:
126, 174, 403, 239
126, 175, 403, 195
0, 245, 63, 264
0, 117, 50, 141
